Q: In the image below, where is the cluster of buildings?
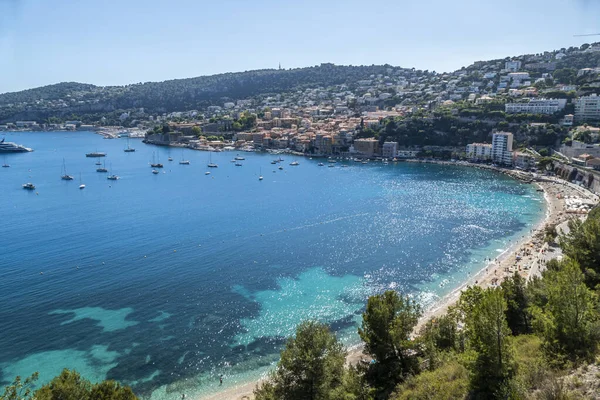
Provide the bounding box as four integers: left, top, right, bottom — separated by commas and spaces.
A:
466, 132, 535, 169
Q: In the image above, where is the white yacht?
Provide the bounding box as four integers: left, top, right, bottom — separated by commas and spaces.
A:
0, 138, 32, 152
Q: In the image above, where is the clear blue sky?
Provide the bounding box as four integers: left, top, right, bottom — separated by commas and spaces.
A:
1, 0, 599, 94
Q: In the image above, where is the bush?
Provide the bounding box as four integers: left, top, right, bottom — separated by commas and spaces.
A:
391, 355, 469, 400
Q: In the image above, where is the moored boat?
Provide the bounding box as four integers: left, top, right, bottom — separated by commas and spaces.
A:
1, 138, 33, 152
86, 152, 106, 157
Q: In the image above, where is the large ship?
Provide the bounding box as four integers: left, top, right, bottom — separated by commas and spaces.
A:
86, 151, 106, 157
0, 138, 33, 152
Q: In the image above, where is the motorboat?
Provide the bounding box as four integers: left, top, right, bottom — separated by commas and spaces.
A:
289, 161, 299, 166
0, 138, 32, 152
22, 183, 35, 190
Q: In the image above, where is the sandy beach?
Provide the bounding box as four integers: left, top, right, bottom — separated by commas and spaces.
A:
198, 173, 599, 400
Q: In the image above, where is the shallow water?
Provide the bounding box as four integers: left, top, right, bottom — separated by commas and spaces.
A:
0, 131, 545, 398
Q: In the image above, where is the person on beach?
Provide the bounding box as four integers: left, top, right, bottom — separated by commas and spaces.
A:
219, 375, 223, 386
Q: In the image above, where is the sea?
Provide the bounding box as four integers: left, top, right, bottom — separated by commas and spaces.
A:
0, 131, 545, 398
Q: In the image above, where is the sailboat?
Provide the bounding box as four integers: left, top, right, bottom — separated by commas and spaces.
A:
179, 150, 190, 165
107, 163, 119, 180
124, 138, 135, 152
61, 158, 74, 180
79, 173, 85, 189
207, 152, 218, 168
151, 152, 163, 168
2, 156, 9, 168
96, 159, 108, 173
259, 167, 263, 181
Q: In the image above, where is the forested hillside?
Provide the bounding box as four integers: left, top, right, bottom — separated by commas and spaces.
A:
0, 64, 406, 122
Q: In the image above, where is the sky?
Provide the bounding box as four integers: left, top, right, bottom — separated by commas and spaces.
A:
0, 0, 599, 94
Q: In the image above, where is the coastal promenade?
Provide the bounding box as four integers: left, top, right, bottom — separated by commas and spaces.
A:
196, 171, 599, 400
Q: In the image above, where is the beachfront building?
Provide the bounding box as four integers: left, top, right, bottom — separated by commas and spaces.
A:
382, 142, 398, 158
574, 94, 600, 121
505, 98, 567, 114
466, 143, 492, 161
353, 138, 379, 157
492, 132, 514, 165
513, 152, 535, 170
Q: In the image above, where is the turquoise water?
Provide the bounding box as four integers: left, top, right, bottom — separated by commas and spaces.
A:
0, 131, 545, 398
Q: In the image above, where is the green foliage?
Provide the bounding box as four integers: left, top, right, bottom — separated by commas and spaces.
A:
358, 291, 421, 396
511, 335, 551, 393
418, 315, 459, 370
466, 288, 516, 398
501, 272, 532, 335
34, 369, 136, 400
553, 68, 577, 85
531, 260, 600, 364
391, 356, 469, 400
191, 126, 202, 136
572, 130, 593, 144
560, 208, 600, 288
254, 321, 347, 400
1, 373, 38, 400
330, 366, 374, 400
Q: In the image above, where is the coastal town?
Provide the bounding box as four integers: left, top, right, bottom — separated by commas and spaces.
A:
4, 43, 600, 193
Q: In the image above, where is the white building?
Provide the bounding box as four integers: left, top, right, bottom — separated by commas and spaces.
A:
574, 94, 600, 121
507, 72, 530, 81
505, 60, 522, 72
513, 152, 535, 170
466, 143, 492, 160
505, 98, 567, 114
382, 142, 398, 158
492, 132, 514, 165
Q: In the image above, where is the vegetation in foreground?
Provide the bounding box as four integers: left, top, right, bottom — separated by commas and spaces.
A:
4, 208, 600, 400
1, 369, 136, 400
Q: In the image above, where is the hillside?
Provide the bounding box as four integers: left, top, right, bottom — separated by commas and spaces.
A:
3, 43, 600, 125
0, 64, 411, 123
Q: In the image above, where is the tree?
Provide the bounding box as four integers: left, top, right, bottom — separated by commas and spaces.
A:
191, 126, 202, 136
418, 314, 458, 371
254, 321, 346, 400
161, 124, 170, 134
573, 129, 593, 144
467, 288, 516, 398
552, 68, 577, 85
34, 369, 136, 400
559, 207, 600, 288
531, 260, 600, 364
358, 291, 421, 396
1, 373, 38, 400
500, 272, 531, 335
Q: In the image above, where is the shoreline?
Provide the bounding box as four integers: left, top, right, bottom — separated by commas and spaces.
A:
194, 168, 598, 400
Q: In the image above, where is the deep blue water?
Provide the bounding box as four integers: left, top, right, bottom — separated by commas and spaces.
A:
0, 131, 545, 398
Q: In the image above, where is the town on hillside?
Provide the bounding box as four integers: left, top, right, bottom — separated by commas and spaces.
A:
4, 43, 600, 184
